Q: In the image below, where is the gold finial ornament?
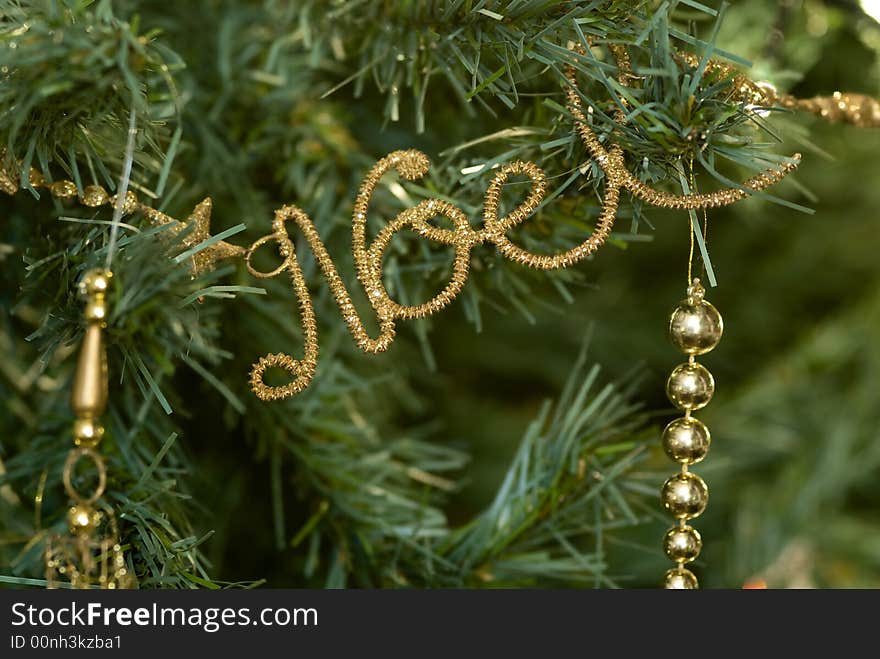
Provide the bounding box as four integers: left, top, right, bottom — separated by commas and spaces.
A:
46, 268, 133, 589
661, 278, 722, 589
73, 418, 105, 448
71, 270, 111, 419
67, 504, 100, 535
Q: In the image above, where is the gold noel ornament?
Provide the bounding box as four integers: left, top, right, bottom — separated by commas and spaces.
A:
227, 40, 801, 402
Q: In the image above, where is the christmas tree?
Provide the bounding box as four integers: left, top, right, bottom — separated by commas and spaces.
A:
2, 0, 879, 589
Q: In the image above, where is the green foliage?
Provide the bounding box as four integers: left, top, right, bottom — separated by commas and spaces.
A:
0, 0, 179, 190
2, 0, 877, 589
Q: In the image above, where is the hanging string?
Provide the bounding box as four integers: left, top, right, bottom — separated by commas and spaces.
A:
687, 156, 696, 286
700, 207, 709, 281
686, 155, 711, 287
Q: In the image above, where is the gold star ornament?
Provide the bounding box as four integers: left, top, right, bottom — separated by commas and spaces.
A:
141, 197, 245, 276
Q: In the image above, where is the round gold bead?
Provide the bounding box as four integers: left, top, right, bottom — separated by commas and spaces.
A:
67, 504, 98, 535
73, 418, 104, 448
81, 185, 110, 207
28, 167, 45, 188
669, 299, 723, 355
111, 190, 139, 214
662, 417, 710, 464
663, 525, 702, 563
664, 567, 698, 589
79, 269, 112, 298
49, 180, 78, 200
662, 472, 708, 519
666, 362, 714, 411
83, 300, 108, 323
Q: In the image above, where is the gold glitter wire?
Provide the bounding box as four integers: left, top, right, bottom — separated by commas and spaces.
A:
242, 41, 806, 401
563, 43, 802, 211
245, 153, 559, 401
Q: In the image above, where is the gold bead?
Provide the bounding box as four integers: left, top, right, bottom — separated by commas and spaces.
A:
49, 180, 78, 200
664, 567, 698, 589
84, 300, 108, 323
111, 190, 139, 214
73, 418, 104, 448
662, 417, 710, 464
79, 269, 112, 298
28, 167, 45, 188
67, 504, 98, 535
662, 472, 708, 519
663, 525, 702, 563
81, 185, 110, 207
666, 362, 714, 411
669, 298, 723, 355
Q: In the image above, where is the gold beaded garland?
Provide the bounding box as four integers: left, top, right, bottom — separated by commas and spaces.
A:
49, 180, 79, 200
661, 278, 721, 590
81, 185, 110, 207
